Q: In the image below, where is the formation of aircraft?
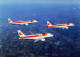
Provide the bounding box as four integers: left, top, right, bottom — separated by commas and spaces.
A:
8, 18, 74, 42
47, 21, 74, 29
8, 18, 38, 25
18, 30, 53, 42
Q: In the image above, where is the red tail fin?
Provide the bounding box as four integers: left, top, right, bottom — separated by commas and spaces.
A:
18, 30, 25, 37
8, 18, 13, 23
47, 21, 52, 26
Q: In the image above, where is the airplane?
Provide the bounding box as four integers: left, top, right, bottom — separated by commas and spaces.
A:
8, 18, 38, 25
47, 21, 74, 29
17, 30, 53, 42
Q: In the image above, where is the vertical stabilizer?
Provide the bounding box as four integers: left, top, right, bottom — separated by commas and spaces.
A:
18, 30, 25, 37
8, 18, 13, 23
47, 21, 52, 26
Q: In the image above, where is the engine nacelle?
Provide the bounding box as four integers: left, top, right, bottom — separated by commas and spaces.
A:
25, 24, 28, 25
65, 27, 68, 29
62, 27, 68, 29
41, 39, 45, 41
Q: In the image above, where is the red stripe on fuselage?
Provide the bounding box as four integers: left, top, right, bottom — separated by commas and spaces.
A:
18, 34, 42, 39
8, 21, 32, 24
18, 33, 48, 39
47, 24, 70, 27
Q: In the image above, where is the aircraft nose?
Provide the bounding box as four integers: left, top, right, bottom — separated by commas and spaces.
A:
51, 34, 54, 37
71, 23, 74, 26
49, 34, 53, 37
72, 24, 74, 26
35, 20, 38, 22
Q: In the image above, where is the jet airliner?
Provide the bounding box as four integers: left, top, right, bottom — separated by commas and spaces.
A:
18, 30, 53, 42
47, 21, 74, 29
8, 18, 38, 25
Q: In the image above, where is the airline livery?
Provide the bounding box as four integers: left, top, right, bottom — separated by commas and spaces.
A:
18, 30, 53, 42
47, 21, 74, 29
8, 18, 38, 25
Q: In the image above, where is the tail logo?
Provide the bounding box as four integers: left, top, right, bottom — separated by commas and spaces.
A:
19, 32, 24, 35
47, 21, 52, 26
8, 19, 12, 23
9, 20, 12, 23
48, 23, 51, 25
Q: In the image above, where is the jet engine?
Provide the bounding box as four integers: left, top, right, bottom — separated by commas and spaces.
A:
62, 26, 68, 29
41, 39, 45, 41
64, 27, 68, 29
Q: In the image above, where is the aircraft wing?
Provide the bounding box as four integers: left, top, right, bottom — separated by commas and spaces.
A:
34, 38, 45, 42
34, 39, 40, 42
29, 31, 35, 35
60, 26, 68, 29
25, 23, 28, 25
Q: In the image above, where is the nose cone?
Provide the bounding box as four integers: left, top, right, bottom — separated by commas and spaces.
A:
34, 20, 38, 22
70, 23, 74, 26
72, 23, 74, 26
50, 34, 54, 37
31, 20, 38, 23
48, 33, 54, 37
